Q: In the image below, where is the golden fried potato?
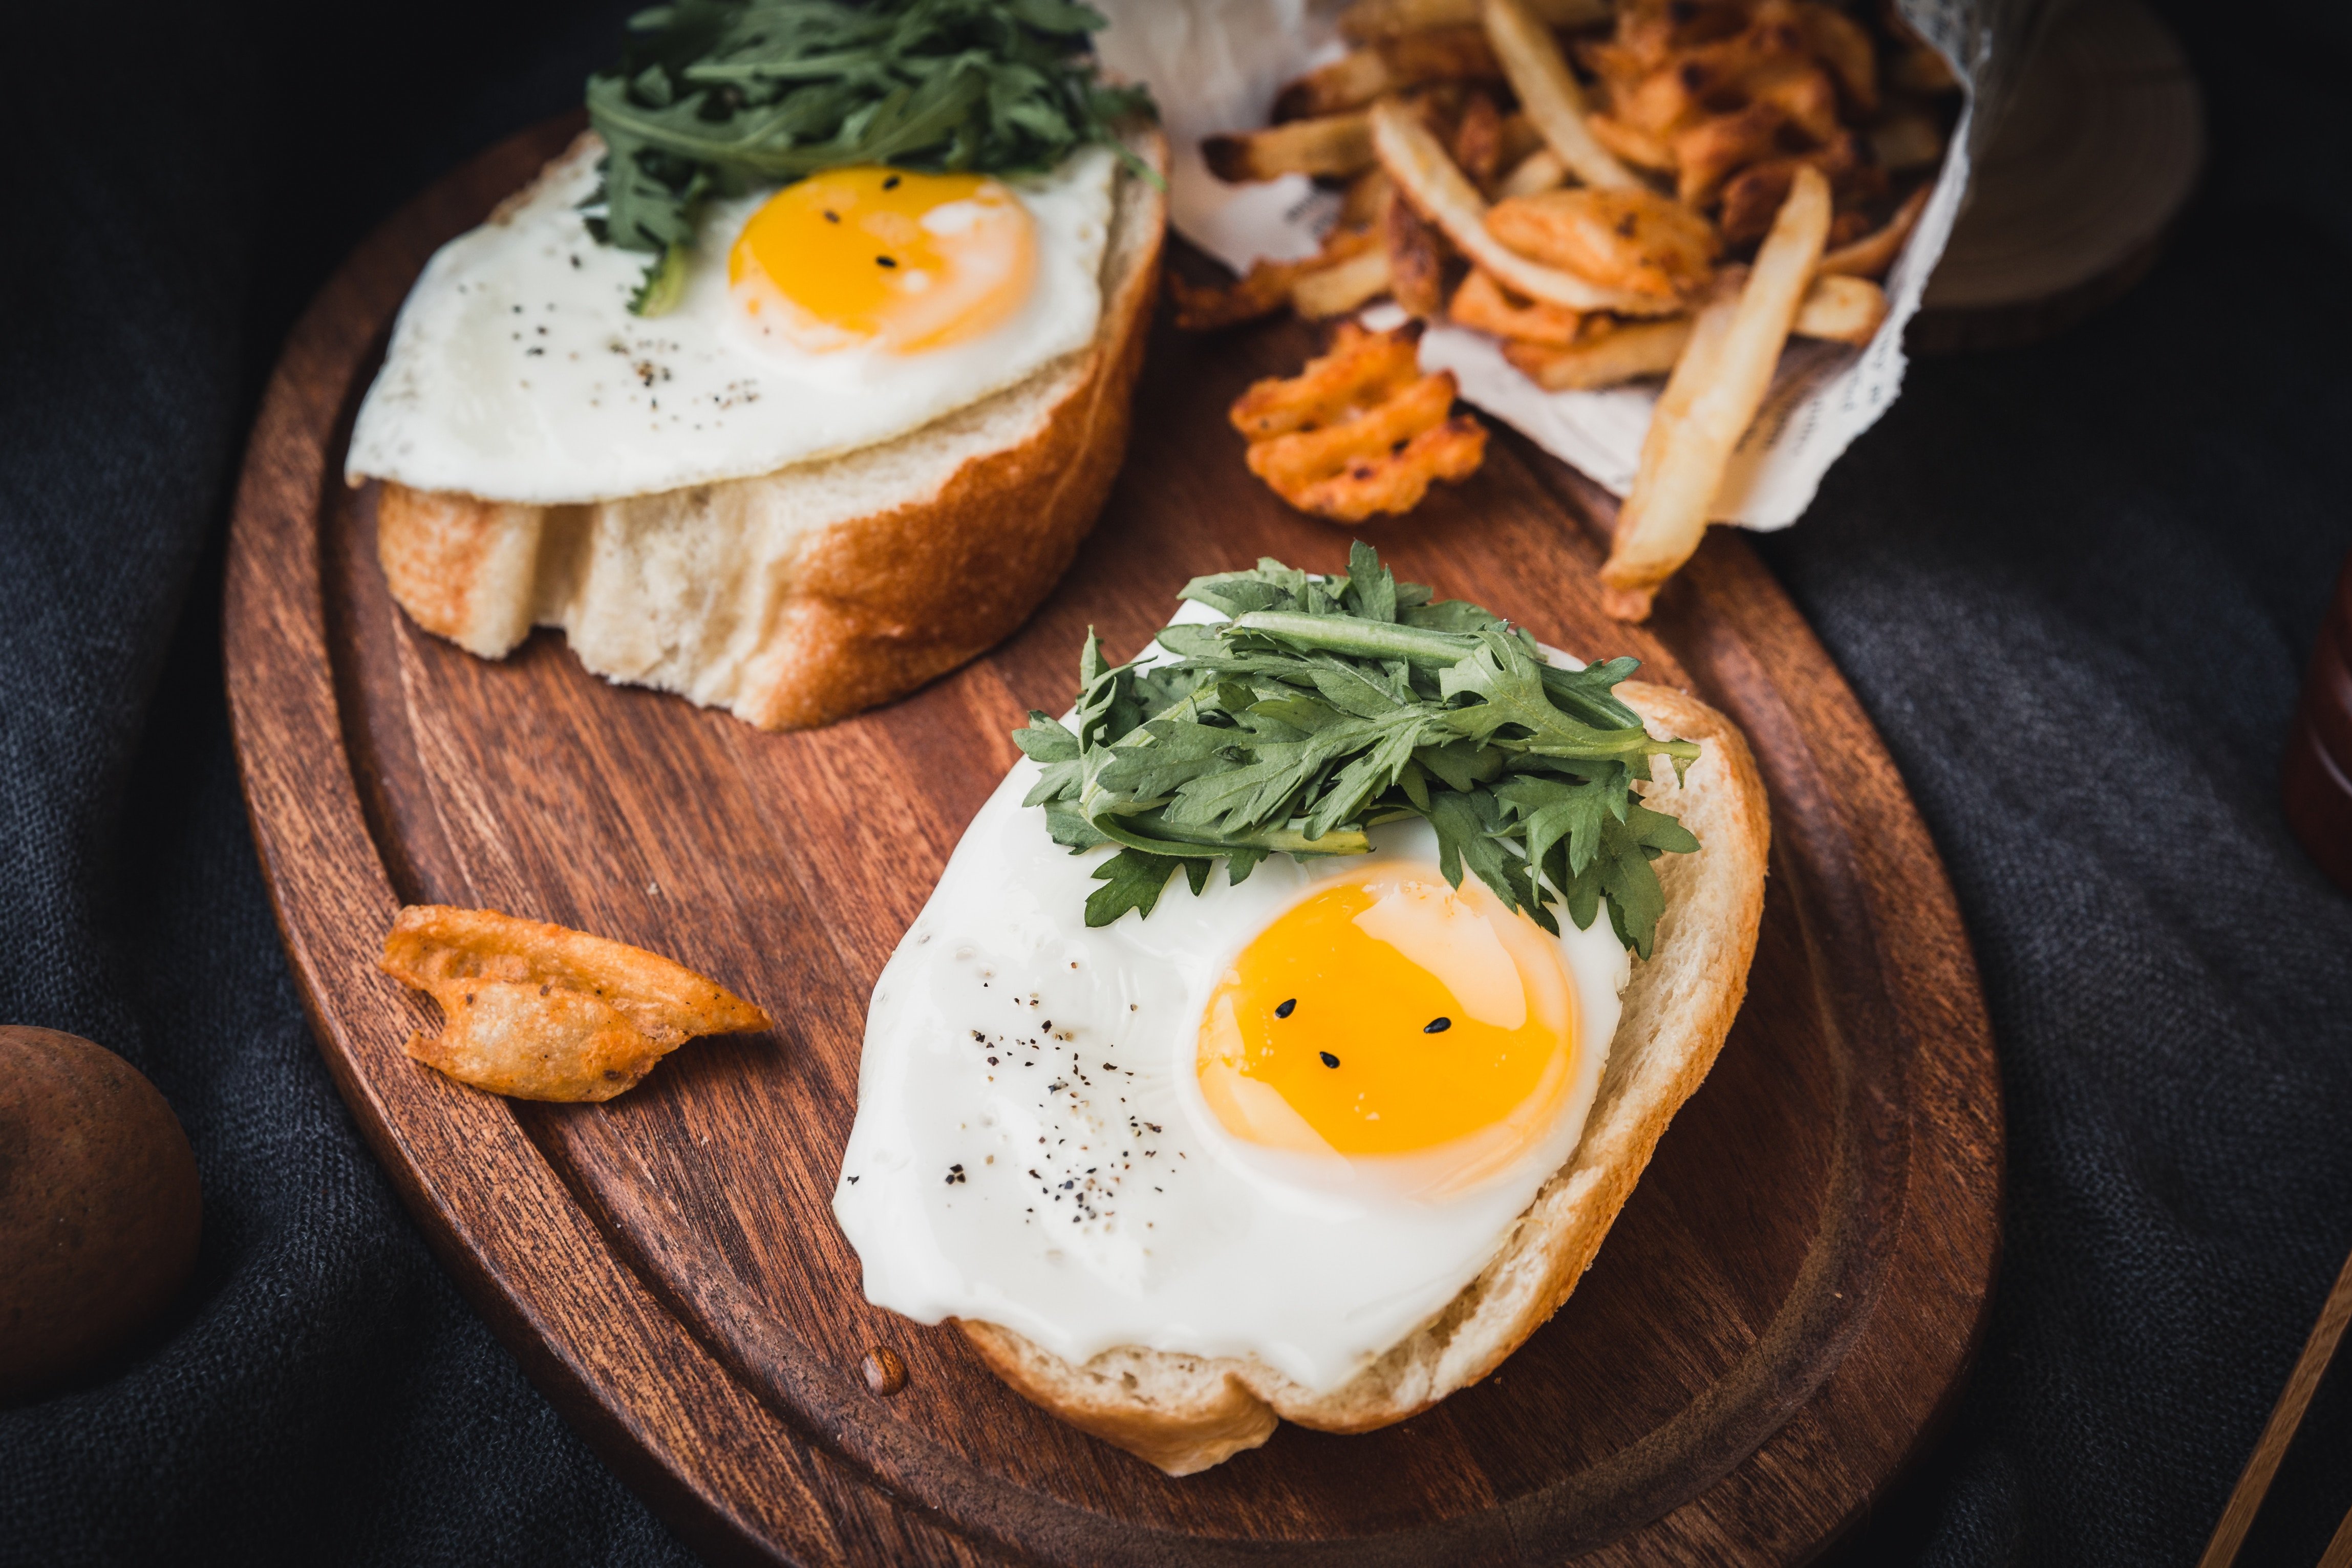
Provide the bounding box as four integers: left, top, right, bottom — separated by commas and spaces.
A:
1385, 188, 1454, 317
1171, 225, 1382, 332
1340, 0, 1609, 42
1230, 321, 1422, 439
1485, 186, 1721, 300
1230, 324, 1488, 521
1293, 246, 1395, 318
1818, 184, 1930, 279
1601, 165, 1830, 621
1482, 0, 1640, 191
380, 906, 771, 1102
1203, 112, 1375, 183
1450, 269, 1584, 346
1504, 315, 1693, 389
1274, 27, 1502, 120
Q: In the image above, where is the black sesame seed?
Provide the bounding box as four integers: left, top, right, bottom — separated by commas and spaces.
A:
883, 174, 901, 189
1319, 1051, 1340, 1069
876, 255, 897, 268
1274, 998, 1297, 1019
824, 210, 840, 223
1424, 1017, 1452, 1034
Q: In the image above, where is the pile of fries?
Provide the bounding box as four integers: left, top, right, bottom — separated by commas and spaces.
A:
1181, 0, 1957, 614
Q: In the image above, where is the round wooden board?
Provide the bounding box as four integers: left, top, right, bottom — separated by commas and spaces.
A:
224, 117, 2001, 1568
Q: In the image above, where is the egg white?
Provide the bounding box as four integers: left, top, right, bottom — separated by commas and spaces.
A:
832, 607, 1631, 1394
346, 136, 1116, 505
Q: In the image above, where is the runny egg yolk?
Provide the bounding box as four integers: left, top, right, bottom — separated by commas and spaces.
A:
1197, 869, 1576, 1159
729, 166, 1036, 354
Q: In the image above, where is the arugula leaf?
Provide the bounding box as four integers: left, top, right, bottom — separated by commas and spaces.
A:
1017, 545, 1704, 955
585, 0, 1157, 312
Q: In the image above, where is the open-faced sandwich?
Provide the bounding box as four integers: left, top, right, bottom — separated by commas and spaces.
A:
349, 0, 1167, 731
833, 544, 1768, 1473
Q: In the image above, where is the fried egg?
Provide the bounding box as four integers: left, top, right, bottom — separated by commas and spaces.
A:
346, 136, 1117, 505
832, 606, 1629, 1393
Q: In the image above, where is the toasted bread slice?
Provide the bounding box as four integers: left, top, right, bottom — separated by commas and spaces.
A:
371, 128, 1167, 732
958, 680, 1769, 1475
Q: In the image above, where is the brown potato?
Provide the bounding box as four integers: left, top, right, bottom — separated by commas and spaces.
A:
1485, 186, 1721, 300
1450, 269, 1584, 346
380, 906, 772, 1102
1340, 0, 1609, 42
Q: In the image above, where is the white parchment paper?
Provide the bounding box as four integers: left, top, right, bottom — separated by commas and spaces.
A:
1095, 0, 2032, 529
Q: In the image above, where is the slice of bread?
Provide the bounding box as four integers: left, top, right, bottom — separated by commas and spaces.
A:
958, 681, 1770, 1474
371, 128, 1167, 732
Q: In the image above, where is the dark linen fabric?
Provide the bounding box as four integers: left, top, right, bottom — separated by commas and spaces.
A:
2, 2, 2348, 1565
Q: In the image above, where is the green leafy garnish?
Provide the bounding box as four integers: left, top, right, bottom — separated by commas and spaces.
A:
583, 0, 1157, 312
1014, 544, 1704, 957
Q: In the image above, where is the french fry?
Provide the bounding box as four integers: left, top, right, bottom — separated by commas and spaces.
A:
1450, 269, 1583, 345
1287, 415, 1488, 521
1204, 112, 1375, 182
1485, 185, 1720, 300
1790, 273, 1886, 343
1171, 226, 1382, 332
1385, 186, 1453, 317
1496, 146, 1568, 199
1586, 113, 1676, 172
1867, 112, 1947, 173
1797, 2, 1878, 113
1716, 132, 1876, 244
1451, 89, 1509, 190
1340, 0, 1610, 43
1274, 28, 1501, 120
1818, 185, 1928, 280
1371, 99, 1682, 315
1504, 317, 1692, 389
1482, 0, 1641, 190
1601, 165, 1830, 620
1294, 246, 1395, 318
1496, 269, 1889, 389
1339, 167, 1394, 227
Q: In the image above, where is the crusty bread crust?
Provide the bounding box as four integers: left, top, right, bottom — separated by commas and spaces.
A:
959, 682, 1770, 1475
374, 130, 1167, 732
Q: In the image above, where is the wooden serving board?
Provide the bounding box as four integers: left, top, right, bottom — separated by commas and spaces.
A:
224, 117, 2001, 1567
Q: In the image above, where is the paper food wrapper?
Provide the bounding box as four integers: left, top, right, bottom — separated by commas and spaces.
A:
1096, 0, 2044, 529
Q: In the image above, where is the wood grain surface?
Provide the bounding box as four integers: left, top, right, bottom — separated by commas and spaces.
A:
223, 116, 2002, 1567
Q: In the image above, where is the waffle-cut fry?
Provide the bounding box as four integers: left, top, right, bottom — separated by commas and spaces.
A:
1485, 186, 1721, 300
1340, 0, 1609, 42
1229, 324, 1488, 521
1172, 225, 1383, 332
1248, 372, 1461, 492
1229, 323, 1422, 440
1204, 111, 1375, 182
380, 906, 772, 1102
1600, 165, 1830, 621
1818, 185, 1930, 280
1273, 27, 1500, 120
1450, 269, 1583, 346
1286, 416, 1490, 522
1482, 0, 1641, 191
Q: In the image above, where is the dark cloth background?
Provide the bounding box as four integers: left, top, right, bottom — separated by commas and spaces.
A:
3, 0, 2348, 1562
